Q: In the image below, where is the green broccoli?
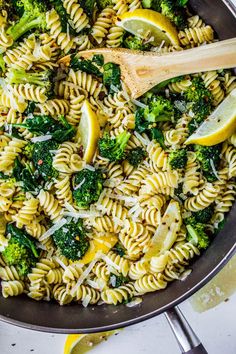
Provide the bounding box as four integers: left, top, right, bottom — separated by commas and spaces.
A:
126, 147, 147, 167
23, 142, 34, 159
53, 220, 89, 260
186, 223, 210, 249
103, 62, 121, 93
169, 148, 187, 169
141, 0, 157, 9
2, 238, 36, 276
32, 139, 59, 181
2, 224, 39, 276
194, 144, 221, 182
99, 131, 131, 162
73, 168, 104, 208
6, 0, 47, 43
70, 55, 102, 77
109, 273, 129, 288
184, 77, 213, 133
123, 35, 151, 51
184, 77, 212, 104
6, 224, 39, 258
143, 95, 175, 122
160, 0, 187, 29
13, 115, 75, 143
192, 206, 214, 224
6, 68, 53, 98
97, 0, 113, 10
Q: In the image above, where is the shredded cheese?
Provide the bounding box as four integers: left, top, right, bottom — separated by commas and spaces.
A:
31, 135, 52, 143
39, 218, 67, 241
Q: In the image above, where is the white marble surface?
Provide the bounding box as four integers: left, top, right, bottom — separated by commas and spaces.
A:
0, 291, 236, 354
1, 0, 236, 353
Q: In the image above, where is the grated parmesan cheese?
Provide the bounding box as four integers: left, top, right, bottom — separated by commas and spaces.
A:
210, 159, 221, 181
134, 131, 150, 146
131, 99, 147, 109
39, 218, 67, 241
126, 297, 143, 307
31, 135, 52, 143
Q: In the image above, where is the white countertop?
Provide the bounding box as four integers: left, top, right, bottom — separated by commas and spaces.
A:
0, 290, 236, 354
1, 0, 236, 352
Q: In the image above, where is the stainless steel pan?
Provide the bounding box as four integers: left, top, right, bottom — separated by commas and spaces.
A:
0, 1, 236, 353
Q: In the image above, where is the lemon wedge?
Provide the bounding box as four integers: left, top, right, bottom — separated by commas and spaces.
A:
144, 200, 182, 260
77, 100, 100, 163
185, 89, 236, 146
64, 331, 120, 354
78, 234, 118, 265
117, 9, 179, 46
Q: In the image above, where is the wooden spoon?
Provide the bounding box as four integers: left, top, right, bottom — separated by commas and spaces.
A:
60, 38, 236, 99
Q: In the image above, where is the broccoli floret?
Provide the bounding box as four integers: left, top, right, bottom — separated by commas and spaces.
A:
6, 0, 47, 43
13, 115, 75, 143
53, 220, 89, 260
186, 223, 210, 249
99, 131, 131, 162
126, 147, 147, 167
2, 224, 39, 276
97, 0, 113, 10
109, 273, 129, 288
160, 0, 187, 29
80, 0, 96, 16
7, 224, 39, 258
2, 238, 36, 276
169, 148, 187, 169
70, 55, 102, 77
32, 140, 59, 181
143, 95, 175, 122
185, 77, 213, 133
12, 157, 38, 192
174, 182, 184, 200
23, 142, 34, 159
6, 68, 53, 98
184, 77, 212, 104
141, 0, 162, 11
123, 35, 151, 51
194, 144, 221, 182
73, 168, 104, 208
103, 62, 121, 93
192, 206, 214, 224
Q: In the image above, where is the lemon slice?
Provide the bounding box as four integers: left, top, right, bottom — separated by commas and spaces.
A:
185, 89, 236, 146
78, 100, 100, 163
144, 200, 182, 260
64, 331, 119, 354
117, 9, 179, 46
78, 234, 118, 265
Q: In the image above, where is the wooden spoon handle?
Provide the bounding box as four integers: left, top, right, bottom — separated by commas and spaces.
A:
134, 38, 236, 97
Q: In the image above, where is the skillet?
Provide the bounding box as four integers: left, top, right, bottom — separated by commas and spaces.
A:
0, 0, 235, 347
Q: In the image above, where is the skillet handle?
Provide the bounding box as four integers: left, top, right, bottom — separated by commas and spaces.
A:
165, 306, 208, 354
